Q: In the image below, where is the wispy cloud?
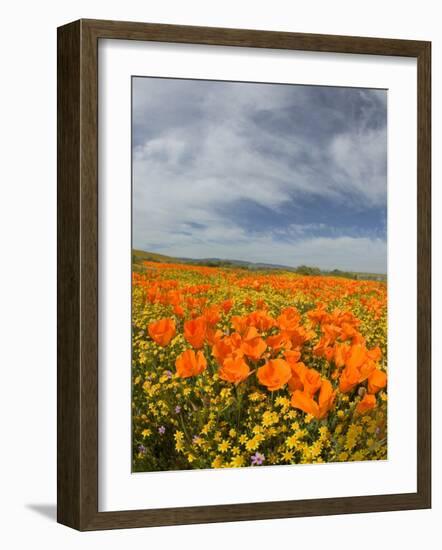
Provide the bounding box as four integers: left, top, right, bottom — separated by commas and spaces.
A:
133, 77, 387, 273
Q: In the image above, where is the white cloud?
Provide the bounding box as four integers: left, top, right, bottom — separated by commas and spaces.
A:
132, 78, 387, 272
329, 127, 387, 206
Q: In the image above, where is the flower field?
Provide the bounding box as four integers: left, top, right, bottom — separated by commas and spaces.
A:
132, 259, 387, 472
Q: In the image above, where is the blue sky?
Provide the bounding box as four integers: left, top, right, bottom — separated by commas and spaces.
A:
132, 77, 387, 273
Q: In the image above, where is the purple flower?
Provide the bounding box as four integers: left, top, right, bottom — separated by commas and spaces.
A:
165, 370, 173, 379
137, 444, 146, 454
251, 452, 265, 466
158, 426, 166, 435
175, 405, 181, 414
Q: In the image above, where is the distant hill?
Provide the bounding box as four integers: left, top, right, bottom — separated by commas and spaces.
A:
132, 249, 298, 272
132, 249, 178, 263
179, 257, 298, 271
132, 249, 386, 281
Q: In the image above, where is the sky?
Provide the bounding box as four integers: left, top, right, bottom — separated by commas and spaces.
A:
132, 77, 387, 273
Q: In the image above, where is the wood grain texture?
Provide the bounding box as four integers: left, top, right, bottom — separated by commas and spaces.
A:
57, 19, 431, 531
57, 20, 81, 529
416, 42, 431, 506
83, 18, 427, 56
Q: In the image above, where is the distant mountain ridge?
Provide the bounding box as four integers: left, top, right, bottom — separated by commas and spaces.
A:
132, 249, 298, 270
179, 257, 295, 271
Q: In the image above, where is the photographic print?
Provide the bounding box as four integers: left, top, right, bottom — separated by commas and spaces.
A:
131, 76, 388, 473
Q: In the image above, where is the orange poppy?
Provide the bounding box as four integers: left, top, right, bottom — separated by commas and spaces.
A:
173, 304, 185, 317
339, 364, 360, 393
230, 315, 248, 335
367, 368, 387, 394
317, 379, 336, 418
206, 327, 223, 346
307, 306, 329, 325
266, 331, 292, 352
241, 327, 267, 361
322, 323, 342, 345
284, 349, 302, 364
212, 333, 243, 365
358, 359, 376, 382
184, 316, 207, 349
247, 310, 276, 332
147, 318, 176, 347
221, 299, 234, 314
288, 326, 315, 348
290, 389, 319, 417
166, 289, 181, 306
334, 342, 350, 368
313, 336, 331, 358
277, 306, 301, 333
288, 361, 322, 396
219, 355, 250, 384
324, 347, 335, 362
146, 285, 160, 304
301, 366, 322, 396
352, 332, 366, 345
202, 305, 221, 326
356, 393, 377, 414
257, 359, 292, 391
339, 343, 380, 392
340, 322, 356, 340
287, 361, 306, 392
175, 349, 207, 378
367, 346, 382, 362
291, 379, 336, 419
345, 344, 367, 370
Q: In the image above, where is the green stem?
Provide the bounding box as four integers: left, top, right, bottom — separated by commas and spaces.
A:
236, 384, 242, 428
179, 412, 191, 443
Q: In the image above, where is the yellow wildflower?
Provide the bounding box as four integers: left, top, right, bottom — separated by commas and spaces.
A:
212, 456, 224, 468
281, 449, 294, 461
345, 424, 363, 451
249, 392, 265, 402
230, 455, 245, 467
218, 440, 230, 453
262, 411, 279, 427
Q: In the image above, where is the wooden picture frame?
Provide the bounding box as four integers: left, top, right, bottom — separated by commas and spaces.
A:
57, 18, 431, 531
